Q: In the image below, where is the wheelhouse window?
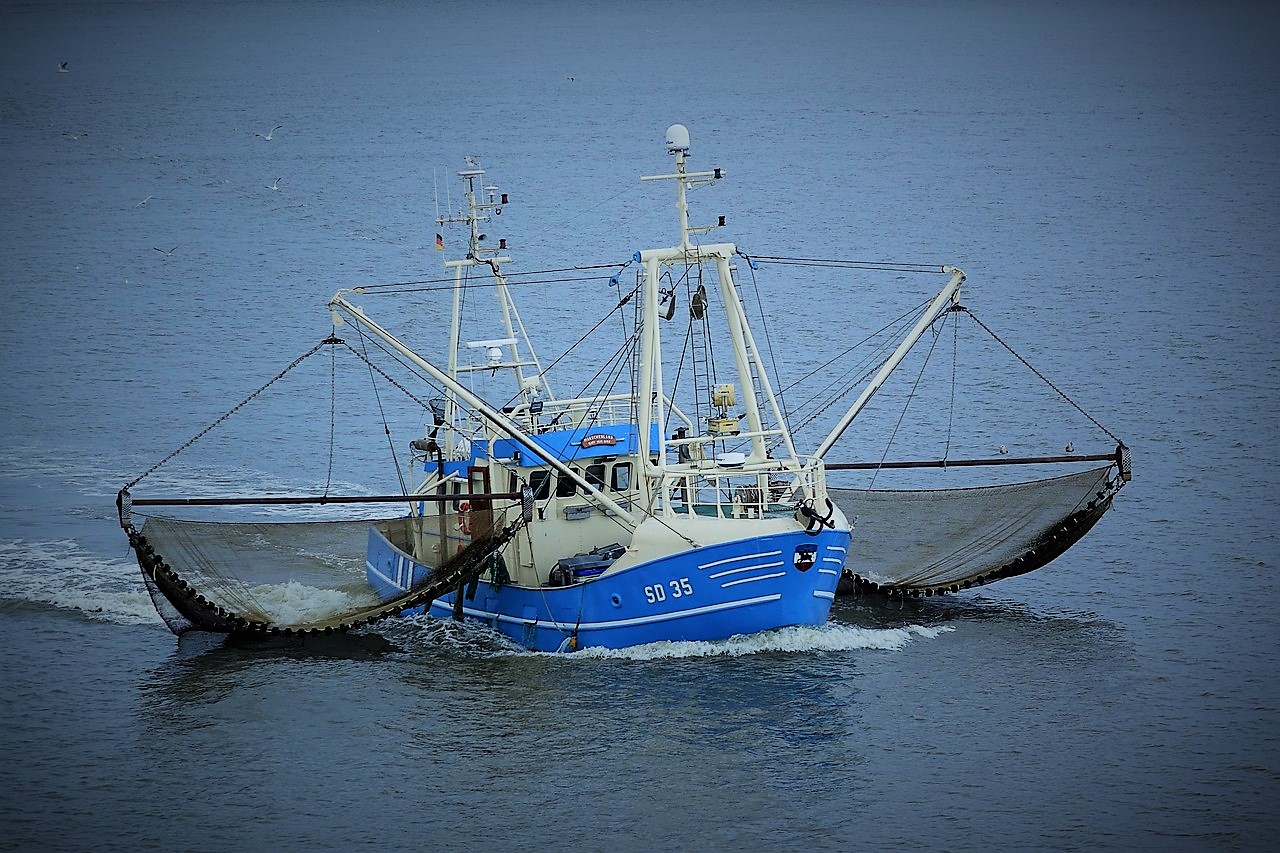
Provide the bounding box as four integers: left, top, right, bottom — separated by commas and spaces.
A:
555, 467, 580, 498
529, 469, 552, 501
610, 462, 632, 492
585, 463, 606, 490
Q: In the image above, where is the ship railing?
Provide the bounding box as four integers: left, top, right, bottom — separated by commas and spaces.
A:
657, 457, 827, 520
451, 394, 636, 438
504, 394, 697, 436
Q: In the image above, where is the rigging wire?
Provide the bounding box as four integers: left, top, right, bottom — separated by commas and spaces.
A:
867, 312, 948, 491
353, 323, 409, 497
748, 256, 949, 274
780, 346, 898, 450
737, 250, 792, 435
325, 334, 337, 496
124, 335, 439, 494
777, 307, 925, 443
619, 268, 640, 422
506, 280, 642, 410
960, 309, 1122, 443
943, 308, 957, 462
562, 324, 643, 414
350, 271, 621, 297
517, 181, 641, 249
697, 264, 719, 394
123, 339, 337, 490
339, 329, 445, 411
778, 298, 933, 397
341, 259, 619, 464
661, 307, 696, 442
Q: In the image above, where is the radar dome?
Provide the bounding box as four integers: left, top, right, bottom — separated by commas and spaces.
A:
665, 123, 690, 153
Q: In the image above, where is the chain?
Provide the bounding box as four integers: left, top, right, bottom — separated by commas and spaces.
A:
336, 339, 435, 411
124, 340, 336, 490
960, 309, 1121, 443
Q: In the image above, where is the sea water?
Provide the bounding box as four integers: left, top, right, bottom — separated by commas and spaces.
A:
1, 1, 1278, 850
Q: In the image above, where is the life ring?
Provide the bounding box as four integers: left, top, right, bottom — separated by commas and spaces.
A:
457, 501, 472, 537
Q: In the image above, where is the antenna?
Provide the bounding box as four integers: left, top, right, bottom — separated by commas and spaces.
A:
640, 124, 726, 249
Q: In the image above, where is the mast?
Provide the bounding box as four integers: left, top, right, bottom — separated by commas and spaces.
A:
435, 158, 548, 450
637, 124, 806, 484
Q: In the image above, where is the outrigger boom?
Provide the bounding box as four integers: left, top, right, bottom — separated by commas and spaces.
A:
327, 293, 641, 530
813, 266, 966, 460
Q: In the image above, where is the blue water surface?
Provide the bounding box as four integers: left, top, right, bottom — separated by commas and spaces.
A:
1, 1, 1277, 850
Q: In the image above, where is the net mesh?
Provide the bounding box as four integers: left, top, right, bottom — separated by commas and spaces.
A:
130, 510, 515, 635
139, 517, 379, 628
830, 464, 1118, 593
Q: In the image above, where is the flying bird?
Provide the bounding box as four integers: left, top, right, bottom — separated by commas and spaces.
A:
59, 62, 69, 73
1064, 441, 1075, 453
255, 124, 283, 141
997, 445, 1009, 455
266, 177, 282, 191
153, 245, 178, 256
136, 195, 153, 207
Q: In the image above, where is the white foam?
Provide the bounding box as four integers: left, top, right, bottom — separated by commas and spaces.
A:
385, 615, 953, 659
559, 622, 954, 660
241, 579, 380, 625
0, 538, 163, 627
386, 612, 531, 655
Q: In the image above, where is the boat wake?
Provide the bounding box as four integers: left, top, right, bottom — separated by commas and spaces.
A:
0, 538, 162, 627
561, 622, 954, 660
378, 613, 952, 660
375, 612, 533, 656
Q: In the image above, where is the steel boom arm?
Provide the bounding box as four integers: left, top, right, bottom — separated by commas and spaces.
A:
328, 292, 639, 530
813, 267, 966, 460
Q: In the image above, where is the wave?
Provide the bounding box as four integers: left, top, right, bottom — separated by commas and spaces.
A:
558, 622, 953, 660
0, 538, 163, 627
381, 613, 951, 659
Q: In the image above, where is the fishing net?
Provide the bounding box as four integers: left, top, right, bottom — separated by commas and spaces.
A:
128, 510, 516, 636
830, 464, 1122, 595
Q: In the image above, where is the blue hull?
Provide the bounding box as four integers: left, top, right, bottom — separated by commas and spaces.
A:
365, 525, 849, 651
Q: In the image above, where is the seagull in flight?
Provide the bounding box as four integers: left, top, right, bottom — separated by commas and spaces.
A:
997, 445, 1009, 455
59, 62, 69, 73
1064, 441, 1075, 453
136, 195, 153, 207
153, 245, 178, 256
266, 177, 282, 191
255, 124, 283, 141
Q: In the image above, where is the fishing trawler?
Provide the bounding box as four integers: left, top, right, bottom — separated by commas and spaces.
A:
331, 126, 858, 651
117, 124, 1128, 649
